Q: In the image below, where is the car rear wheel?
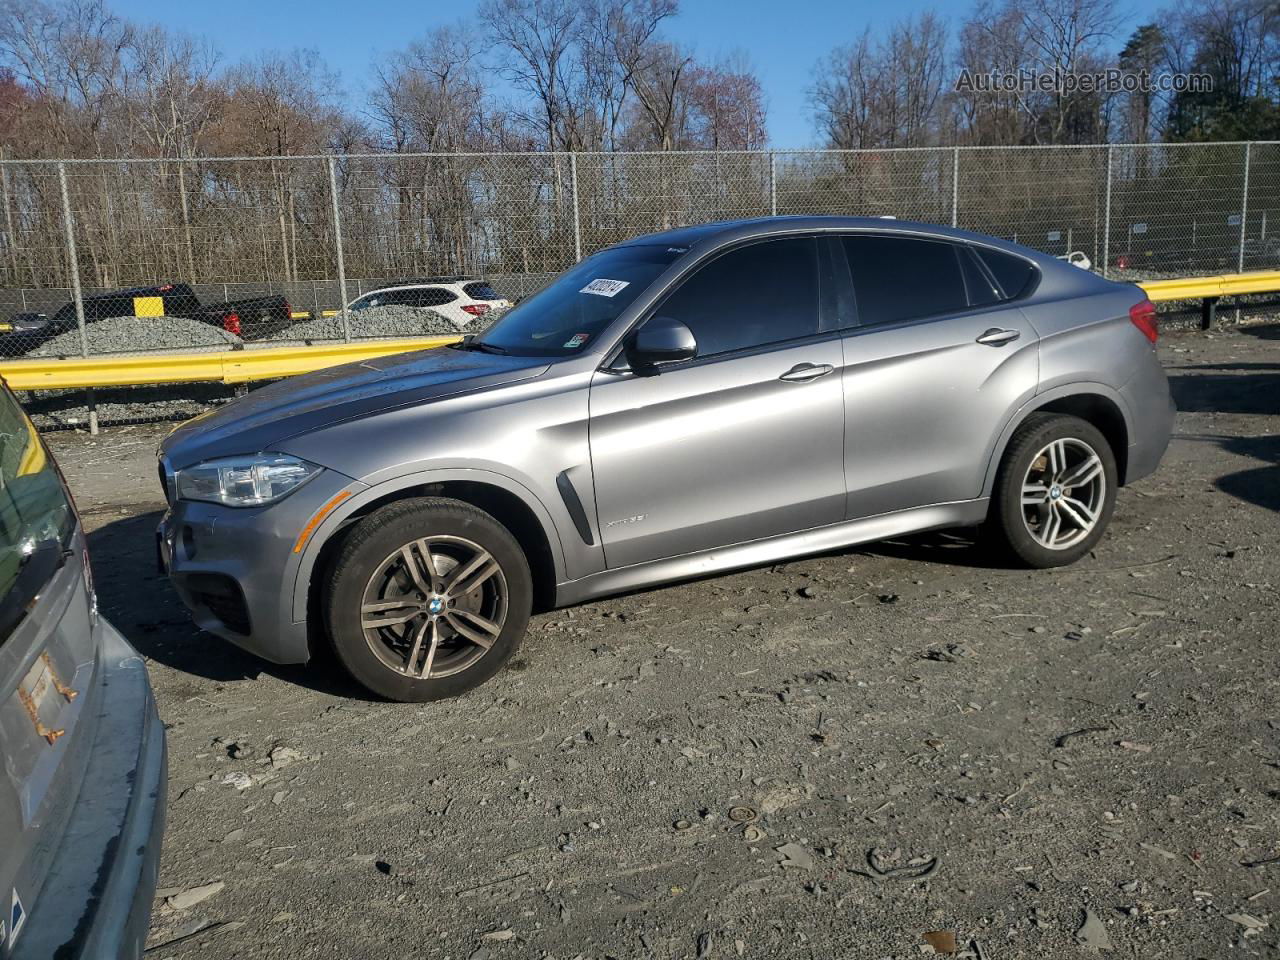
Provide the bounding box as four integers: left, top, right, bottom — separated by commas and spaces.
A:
991, 413, 1117, 568
324, 497, 532, 701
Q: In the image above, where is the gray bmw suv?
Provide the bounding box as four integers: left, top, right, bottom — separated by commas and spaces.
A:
158, 217, 1174, 702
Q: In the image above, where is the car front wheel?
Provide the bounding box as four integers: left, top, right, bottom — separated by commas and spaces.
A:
324, 497, 532, 701
991, 413, 1118, 568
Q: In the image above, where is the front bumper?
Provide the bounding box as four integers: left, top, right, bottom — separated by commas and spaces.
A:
157, 470, 360, 664
13, 621, 166, 960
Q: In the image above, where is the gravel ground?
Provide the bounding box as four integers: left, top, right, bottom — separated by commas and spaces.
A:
43, 325, 1280, 960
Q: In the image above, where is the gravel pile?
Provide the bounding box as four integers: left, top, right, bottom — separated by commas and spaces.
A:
29, 316, 243, 358
276, 305, 465, 343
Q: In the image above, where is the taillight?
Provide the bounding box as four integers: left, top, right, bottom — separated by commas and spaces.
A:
223, 312, 242, 336
1128, 298, 1158, 343
282, 300, 291, 318
461, 304, 491, 316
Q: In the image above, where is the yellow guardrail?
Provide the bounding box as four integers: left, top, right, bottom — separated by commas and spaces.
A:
1139, 270, 1280, 302
0, 335, 459, 391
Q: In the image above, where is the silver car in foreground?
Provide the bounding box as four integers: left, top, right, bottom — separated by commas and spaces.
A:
0, 382, 165, 957
158, 217, 1174, 701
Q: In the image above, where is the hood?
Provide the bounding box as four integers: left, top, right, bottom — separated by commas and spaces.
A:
161, 346, 550, 468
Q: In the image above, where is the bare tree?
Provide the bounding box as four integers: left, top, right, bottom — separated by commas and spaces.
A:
0, 0, 132, 155
479, 0, 582, 150
370, 24, 489, 152
812, 13, 948, 149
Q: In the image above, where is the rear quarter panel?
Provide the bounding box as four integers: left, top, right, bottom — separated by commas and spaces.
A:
1020, 284, 1153, 396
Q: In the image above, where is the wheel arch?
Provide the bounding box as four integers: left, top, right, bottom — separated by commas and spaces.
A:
981, 383, 1133, 499
292, 469, 566, 634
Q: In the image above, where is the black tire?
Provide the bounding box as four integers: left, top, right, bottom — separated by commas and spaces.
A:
990, 413, 1117, 568
323, 497, 532, 702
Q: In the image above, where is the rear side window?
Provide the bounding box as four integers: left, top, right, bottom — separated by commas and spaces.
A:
655, 237, 818, 358
359, 290, 423, 309
959, 247, 1002, 307
976, 248, 1036, 299
463, 282, 500, 300
0, 390, 75, 641
840, 235, 969, 326
417, 288, 457, 307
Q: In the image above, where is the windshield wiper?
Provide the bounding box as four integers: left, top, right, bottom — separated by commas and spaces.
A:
469, 341, 509, 355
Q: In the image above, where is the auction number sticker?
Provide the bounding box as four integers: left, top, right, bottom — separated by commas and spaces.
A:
580, 278, 629, 297
563, 332, 590, 348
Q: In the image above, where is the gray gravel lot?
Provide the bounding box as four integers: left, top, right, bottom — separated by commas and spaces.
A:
45, 325, 1280, 959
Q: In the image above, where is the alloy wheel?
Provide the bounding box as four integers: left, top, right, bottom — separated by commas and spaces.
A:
360, 535, 508, 679
1019, 437, 1107, 550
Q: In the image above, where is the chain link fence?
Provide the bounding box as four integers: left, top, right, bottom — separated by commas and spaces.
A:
2, 143, 1278, 426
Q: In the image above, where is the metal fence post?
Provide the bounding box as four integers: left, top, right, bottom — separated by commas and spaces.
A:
327, 155, 351, 342
570, 152, 583, 262
58, 161, 96, 434
1238, 142, 1252, 274
769, 151, 777, 217
951, 147, 960, 228
1101, 145, 1113, 280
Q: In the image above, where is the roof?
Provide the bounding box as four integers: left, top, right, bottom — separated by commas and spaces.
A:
617, 215, 1052, 262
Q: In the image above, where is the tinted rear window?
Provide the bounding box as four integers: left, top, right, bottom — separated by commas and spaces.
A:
463, 282, 501, 300
976, 248, 1037, 299
959, 247, 1002, 307
841, 235, 969, 326
0, 390, 75, 637
418, 288, 457, 307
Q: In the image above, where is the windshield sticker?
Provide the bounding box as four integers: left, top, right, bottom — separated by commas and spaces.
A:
580, 278, 630, 297
564, 332, 590, 348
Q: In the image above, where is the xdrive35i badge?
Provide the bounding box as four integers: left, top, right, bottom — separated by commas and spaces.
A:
605, 515, 646, 528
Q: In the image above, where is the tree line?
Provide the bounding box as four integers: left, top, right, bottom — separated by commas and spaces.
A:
1, 0, 1276, 161
813, 0, 1280, 149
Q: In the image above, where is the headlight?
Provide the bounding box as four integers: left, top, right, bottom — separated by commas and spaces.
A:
175, 454, 322, 507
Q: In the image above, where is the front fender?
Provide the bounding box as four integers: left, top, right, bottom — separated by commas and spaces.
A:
288, 467, 570, 624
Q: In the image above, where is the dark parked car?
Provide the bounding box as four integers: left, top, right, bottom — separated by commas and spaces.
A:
158, 216, 1173, 702
0, 282, 293, 355
0, 380, 166, 957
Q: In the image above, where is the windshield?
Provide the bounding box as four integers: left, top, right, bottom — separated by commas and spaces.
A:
0, 389, 75, 624
473, 245, 683, 356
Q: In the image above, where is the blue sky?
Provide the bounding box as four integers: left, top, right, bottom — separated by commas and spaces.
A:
111, 0, 1166, 148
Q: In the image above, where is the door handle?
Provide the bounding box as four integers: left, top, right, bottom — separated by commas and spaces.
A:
779, 362, 834, 383
976, 327, 1021, 346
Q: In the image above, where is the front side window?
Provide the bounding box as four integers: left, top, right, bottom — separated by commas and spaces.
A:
841, 235, 970, 327
473, 245, 684, 357
0, 391, 75, 641
650, 237, 819, 358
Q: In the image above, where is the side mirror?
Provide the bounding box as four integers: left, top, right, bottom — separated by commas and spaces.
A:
626, 316, 697, 370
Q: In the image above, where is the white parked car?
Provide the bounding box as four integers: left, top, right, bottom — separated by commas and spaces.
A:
1058, 251, 1092, 271
347, 278, 511, 328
